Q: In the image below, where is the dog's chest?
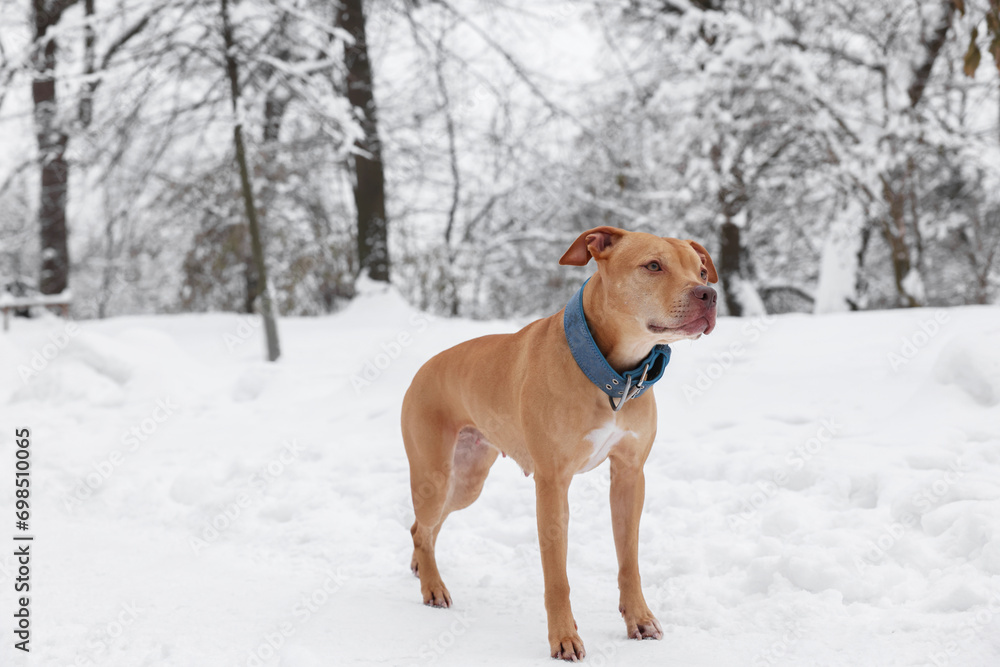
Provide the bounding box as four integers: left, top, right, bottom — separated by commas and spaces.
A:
578, 420, 636, 473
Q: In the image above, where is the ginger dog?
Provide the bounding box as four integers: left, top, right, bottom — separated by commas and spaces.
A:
402, 226, 718, 660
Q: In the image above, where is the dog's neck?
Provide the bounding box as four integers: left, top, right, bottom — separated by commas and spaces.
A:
582, 274, 659, 374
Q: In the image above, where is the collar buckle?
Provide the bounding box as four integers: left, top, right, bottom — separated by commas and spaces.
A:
608, 362, 650, 412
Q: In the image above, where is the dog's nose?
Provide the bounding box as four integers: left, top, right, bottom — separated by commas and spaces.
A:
692, 285, 717, 307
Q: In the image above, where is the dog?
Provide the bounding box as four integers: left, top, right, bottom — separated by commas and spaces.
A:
401, 226, 718, 660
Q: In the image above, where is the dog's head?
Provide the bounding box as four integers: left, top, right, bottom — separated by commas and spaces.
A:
560, 226, 718, 344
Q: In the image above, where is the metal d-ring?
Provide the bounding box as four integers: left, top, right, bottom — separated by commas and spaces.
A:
609, 374, 632, 412
608, 363, 651, 412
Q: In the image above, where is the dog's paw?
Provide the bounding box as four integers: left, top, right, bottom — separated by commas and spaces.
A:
421, 579, 452, 608
550, 628, 586, 661
620, 605, 663, 640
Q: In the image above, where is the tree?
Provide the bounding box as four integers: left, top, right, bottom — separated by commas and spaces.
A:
339, 0, 389, 283
63, 0, 358, 319
4, 0, 996, 317
876, 0, 957, 307
22, 0, 159, 301
566, 1, 828, 315
960, 0, 1000, 78
221, 0, 280, 361
564, 0, 998, 316
31, 0, 76, 295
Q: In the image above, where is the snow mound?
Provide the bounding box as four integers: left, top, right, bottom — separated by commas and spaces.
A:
232, 364, 277, 402
11, 359, 127, 406
7, 327, 133, 406
63, 330, 135, 384
7, 324, 212, 407
338, 281, 421, 327
934, 331, 1000, 406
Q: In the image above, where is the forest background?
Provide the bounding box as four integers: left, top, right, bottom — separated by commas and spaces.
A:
1, 0, 999, 331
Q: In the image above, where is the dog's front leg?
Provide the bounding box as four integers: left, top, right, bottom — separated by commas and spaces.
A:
609, 453, 663, 640
535, 473, 585, 661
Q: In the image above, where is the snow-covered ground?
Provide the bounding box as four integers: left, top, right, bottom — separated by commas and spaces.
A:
2, 290, 1000, 666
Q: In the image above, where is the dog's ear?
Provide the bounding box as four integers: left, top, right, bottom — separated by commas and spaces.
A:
686, 240, 718, 283
559, 226, 626, 266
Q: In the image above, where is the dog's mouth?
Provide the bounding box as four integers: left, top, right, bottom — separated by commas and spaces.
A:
647, 314, 716, 337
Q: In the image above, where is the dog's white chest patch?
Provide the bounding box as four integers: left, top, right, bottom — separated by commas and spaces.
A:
579, 420, 634, 473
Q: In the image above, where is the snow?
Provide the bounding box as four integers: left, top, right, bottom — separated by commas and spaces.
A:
2, 295, 1000, 665
934, 332, 1000, 407
902, 269, 928, 305
718, 276, 768, 318
814, 230, 858, 314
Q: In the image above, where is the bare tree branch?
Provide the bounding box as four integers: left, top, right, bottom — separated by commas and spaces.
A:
908, 0, 955, 108
431, 0, 620, 162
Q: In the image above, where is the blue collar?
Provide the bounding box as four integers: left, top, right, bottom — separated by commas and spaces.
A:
563, 278, 671, 412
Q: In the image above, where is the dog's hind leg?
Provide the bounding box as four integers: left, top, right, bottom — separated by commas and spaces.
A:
404, 409, 454, 608
404, 411, 498, 607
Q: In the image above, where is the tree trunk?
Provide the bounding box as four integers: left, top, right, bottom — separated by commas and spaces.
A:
79, 0, 96, 126
718, 219, 745, 316
433, 39, 461, 316
32, 0, 75, 296
338, 0, 389, 283
244, 82, 289, 314
852, 220, 874, 310
875, 0, 955, 308
221, 0, 280, 361
710, 138, 763, 317
880, 174, 919, 307
907, 1, 955, 109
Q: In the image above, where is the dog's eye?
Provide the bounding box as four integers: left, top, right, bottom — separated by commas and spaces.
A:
645, 262, 661, 272
701, 269, 708, 280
